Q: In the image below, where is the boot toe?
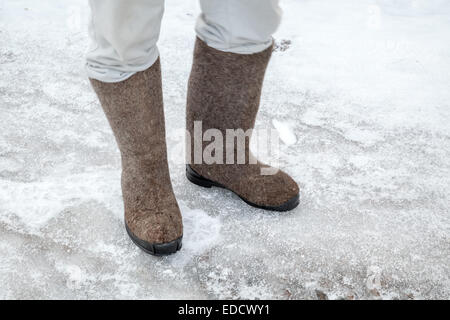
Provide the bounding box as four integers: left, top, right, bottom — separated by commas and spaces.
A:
239, 170, 299, 211
126, 223, 183, 256
125, 207, 183, 256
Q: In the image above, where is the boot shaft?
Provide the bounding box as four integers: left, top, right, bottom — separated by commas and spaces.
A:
90, 59, 167, 159
186, 38, 273, 165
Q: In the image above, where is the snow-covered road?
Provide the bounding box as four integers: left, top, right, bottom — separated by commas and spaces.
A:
0, 0, 449, 299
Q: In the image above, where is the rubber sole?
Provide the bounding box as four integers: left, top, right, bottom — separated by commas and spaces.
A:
186, 165, 300, 212
125, 223, 182, 256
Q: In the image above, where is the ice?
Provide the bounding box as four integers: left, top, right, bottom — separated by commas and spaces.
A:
0, 0, 449, 299
272, 119, 297, 146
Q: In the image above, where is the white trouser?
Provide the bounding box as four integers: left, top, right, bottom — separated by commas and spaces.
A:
86, 0, 282, 83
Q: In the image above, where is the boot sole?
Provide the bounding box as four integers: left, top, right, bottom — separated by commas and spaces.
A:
125, 223, 182, 256
186, 165, 299, 212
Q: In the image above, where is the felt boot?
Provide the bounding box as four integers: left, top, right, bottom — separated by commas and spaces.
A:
90, 59, 183, 255
186, 38, 299, 211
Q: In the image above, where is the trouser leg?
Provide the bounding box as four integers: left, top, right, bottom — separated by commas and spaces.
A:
196, 0, 282, 54
86, 0, 165, 83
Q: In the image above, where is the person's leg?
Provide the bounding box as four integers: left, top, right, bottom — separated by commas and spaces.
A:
86, 0, 164, 83
186, 0, 299, 211
195, 0, 282, 54
88, 0, 183, 255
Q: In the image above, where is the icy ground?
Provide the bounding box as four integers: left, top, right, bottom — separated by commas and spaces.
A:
1, 0, 449, 300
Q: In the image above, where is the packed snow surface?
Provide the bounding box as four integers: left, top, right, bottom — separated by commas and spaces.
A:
0, 0, 449, 299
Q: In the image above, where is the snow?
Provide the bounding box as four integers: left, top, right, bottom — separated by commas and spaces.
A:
1, 0, 449, 299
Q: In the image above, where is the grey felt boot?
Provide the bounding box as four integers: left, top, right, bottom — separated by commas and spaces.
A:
90, 59, 183, 255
